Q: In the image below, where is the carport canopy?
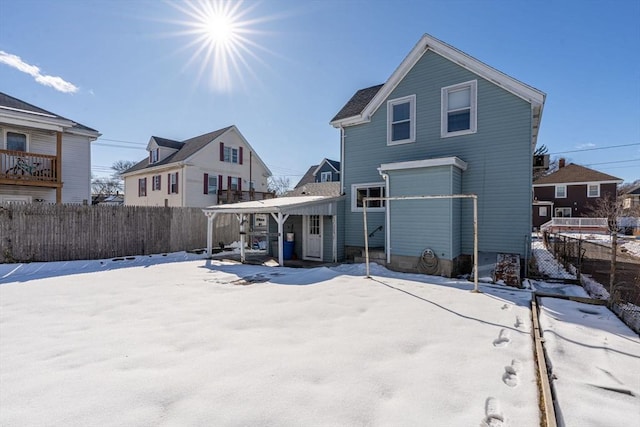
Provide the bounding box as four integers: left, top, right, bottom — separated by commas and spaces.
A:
202, 195, 343, 266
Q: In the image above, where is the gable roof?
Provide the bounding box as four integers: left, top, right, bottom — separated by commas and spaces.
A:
312, 158, 340, 176
294, 165, 318, 188
623, 184, 640, 195
285, 182, 341, 197
533, 163, 623, 185
123, 125, 272, 177
330, 33, 546, 146
0, 91, 100, 135
151, 136, 182, 150
331, 84, 384, 123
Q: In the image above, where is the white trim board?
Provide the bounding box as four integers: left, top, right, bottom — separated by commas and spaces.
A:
533, 180, 623, 187
380, 156, 468, 172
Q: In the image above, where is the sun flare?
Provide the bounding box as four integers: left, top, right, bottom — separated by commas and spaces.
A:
168, 0, 273, 92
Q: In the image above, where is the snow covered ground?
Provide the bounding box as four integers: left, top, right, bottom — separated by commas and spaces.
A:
559, 232, 640, 258
1, 254, 638, 426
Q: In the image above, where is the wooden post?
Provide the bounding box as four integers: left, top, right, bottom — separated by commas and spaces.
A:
56, 131, 62, 204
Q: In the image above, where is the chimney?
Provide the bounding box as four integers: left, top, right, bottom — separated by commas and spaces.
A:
559, 158, 566, 168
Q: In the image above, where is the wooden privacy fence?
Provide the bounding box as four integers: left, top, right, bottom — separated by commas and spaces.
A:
0, 204, 239, 263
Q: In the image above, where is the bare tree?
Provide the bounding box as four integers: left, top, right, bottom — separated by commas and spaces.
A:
267, 176, 291, 196
111, 160, 137, 178
532, 144, 560, 180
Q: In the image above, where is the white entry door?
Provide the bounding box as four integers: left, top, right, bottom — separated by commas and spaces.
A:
303, 215, 323, 260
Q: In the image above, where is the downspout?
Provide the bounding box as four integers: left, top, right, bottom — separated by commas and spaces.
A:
378, 168, 391, 264
340, 126, 345, 195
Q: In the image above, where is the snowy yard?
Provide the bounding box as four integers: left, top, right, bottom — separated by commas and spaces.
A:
1, 254, 638, 426
559, 232, 640, 258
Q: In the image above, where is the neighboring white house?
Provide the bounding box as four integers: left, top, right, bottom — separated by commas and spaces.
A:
122, 125, 273, 207
0, 92, 100, 204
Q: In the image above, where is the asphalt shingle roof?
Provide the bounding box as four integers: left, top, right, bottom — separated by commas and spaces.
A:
152, 137, 183, 150
124, 126, 233, 175
0, 91, 98, 133
294, 165, 318, 189
285, 182, 341, 197
331, 84, 384, 122
533, 163, 622, 185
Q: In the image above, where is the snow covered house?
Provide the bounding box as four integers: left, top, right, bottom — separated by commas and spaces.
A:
0, 92, 100, 204
122, 125, 273, 208
330, 34, 546, 277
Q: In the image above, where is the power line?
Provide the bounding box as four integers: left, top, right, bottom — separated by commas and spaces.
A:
549, 142, 640, 155
94, 143, 146, 150
96, 137, 147, 146
583, 158, 640, 166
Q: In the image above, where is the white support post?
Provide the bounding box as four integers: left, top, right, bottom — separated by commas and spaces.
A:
363, 201, 370, 278
472, 196, 479, 293
277, 212, 284, 266
239, 213, 246, 263
205, 212, 216, 257
332, 215, 337, 263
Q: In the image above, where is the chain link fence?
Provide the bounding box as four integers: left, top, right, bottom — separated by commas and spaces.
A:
531, 231, 640, 333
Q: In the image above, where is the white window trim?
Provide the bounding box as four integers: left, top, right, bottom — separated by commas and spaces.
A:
320, 171, 332, 182
208, 175, 218, 194
3, 129, 30, 151
169, 173, 178, 194
539, 206, 548, 217
555, 185, 567, 198
441, 80, 477, 138
224, 146, 239, 164
587, 183, 600, 198
386, 94, 416, 146
351, 182, 386, 212
554, 207, 572, 218
0, 195, 32, 204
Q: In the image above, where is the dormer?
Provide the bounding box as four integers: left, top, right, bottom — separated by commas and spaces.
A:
146, 136, 183, 164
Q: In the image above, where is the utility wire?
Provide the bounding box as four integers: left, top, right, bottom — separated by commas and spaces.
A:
583, 158, 640, 166
549, 142, 640, 155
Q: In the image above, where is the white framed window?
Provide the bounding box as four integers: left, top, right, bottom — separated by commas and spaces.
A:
138, 178, 147, 197
387, 95, 416, 145
208, 175, 218, 194
555, 185, 567, 198
230, 177, 239, 191
351, 183, 386, 212
152, 175, 161, 191
169, 173, 179, 194
587, 183, 600, 198
224, 146, 239, 163
0, 195, 32, 204
3, 130, 29, 152
623, 198, 631, 209
320, 171, 332, 182
149, 148, 159, 164
554, 207, 572, 217
539, 206, 548, 217
441, 80, 477, 138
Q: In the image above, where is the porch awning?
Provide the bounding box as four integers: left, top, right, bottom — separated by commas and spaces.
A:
202, 195, 342, 216
202, 195, 344, 266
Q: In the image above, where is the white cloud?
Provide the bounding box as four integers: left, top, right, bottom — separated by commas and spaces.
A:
575, 143, 596, 150
0, 51, 78, 94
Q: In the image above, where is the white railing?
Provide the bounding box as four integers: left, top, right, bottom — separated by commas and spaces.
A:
541, 217, 607, 231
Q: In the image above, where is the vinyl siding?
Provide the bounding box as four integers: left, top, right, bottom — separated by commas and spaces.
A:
342, 50, 532, 257
387, 165, 459, 260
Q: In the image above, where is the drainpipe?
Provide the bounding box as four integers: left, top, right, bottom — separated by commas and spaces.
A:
340, 126, 345, 195
378, 168, 391, 264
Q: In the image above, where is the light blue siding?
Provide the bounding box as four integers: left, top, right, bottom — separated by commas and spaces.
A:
387, 165, 461, 260
342, 50, 532, 258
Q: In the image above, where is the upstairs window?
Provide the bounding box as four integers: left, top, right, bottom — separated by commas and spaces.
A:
168, 172, 179, 194
207, 175, 217, 194
320, 171, 332, 182
138, 178, 147, 197
587, 183, 600, 198
149, 148, 159, 164
555, 185, 567, 198
387, 95, 416, 145
5, 131, 28, 152
441, 80, 477, 137
224, 146, 239, 163
230, 176, 239, 191
351, 183, 386, 212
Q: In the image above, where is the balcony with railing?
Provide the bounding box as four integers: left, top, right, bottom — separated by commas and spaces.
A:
217, 189, 276, 205
0, 150, 60, 187
540, 217, 608, 233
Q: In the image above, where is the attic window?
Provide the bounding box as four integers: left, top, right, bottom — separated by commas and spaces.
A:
149, 148, 159, 164
441, 80, 477, 137
387, 95, 416, 145
224, 146, 238, 163
321, 171, 332, 182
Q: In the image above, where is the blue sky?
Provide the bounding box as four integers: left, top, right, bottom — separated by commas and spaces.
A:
1, 0, 639, 184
